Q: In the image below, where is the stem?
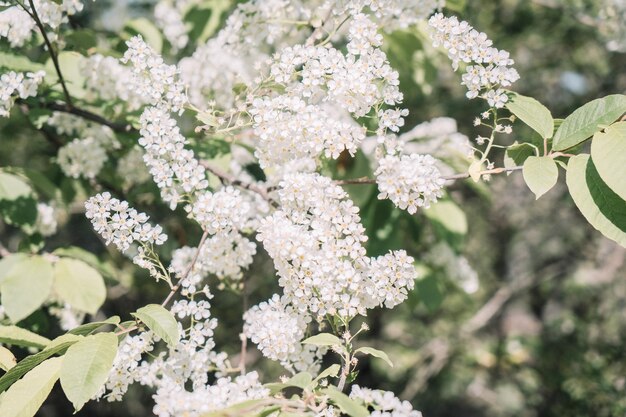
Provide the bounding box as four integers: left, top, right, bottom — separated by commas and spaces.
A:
334, 165, 524, 186
25, 0, 74, 108
161, 230, 210, 308
44, 101, 135, 132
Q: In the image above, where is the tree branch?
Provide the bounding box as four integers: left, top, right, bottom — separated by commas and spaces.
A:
24, 0, 74, 108
44, 101, 135, 133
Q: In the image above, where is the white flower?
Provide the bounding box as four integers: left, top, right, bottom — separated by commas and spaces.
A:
350, 385, 423, 417
375, 154, 445, 213
0, 71, 45, 117
429, 13, 519, 108
57, 137, 107, 179
35, 203, 57, 237
0, 7, 35, 47
191, 187, 250, 235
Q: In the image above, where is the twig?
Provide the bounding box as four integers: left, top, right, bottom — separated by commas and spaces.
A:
334, 166, 524, 186
24, 0, 73, 108
161, 230, 210, 308
305, 8, 334, 46
44, 101, 135, 133
200, 161, 276, 204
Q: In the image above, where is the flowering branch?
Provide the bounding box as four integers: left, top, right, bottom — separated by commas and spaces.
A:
200, 161, 275, 204
335, 165, 524, 186
20, 0, 74, 108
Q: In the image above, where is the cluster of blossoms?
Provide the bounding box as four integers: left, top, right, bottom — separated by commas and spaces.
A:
80, 54, 149, 110
34, 202, 58, 237
350, 386, 423, 417
428, 13, 519, 107
154, 0, 193, 52
258, 173, 417, 321
85, 193, 168, 279
169, 231, 256, 294
375, 154, 445, 213
0, 71, 45, 117
243, 294, 326, 373
0, 0, 83, 46
47, 303, 84, 331
50, 113, 120, 179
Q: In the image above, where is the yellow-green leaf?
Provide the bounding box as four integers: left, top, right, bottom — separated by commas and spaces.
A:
0, 326, 51, 349
590, 121, 626, 200
355, 346, 393, 367
60, 333, 118, 411
53, 258, 106, 315
506, 92, 554, 139
132, 304, 179, 346
0, 346, 16, 372
522, 156, 559, 199
0, 357, 62, 417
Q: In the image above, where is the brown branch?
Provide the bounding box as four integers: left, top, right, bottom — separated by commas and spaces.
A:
334, 165, 524, 186
45, 102, 135, 133
24, 0, 73, 108
200, 161, 276, 204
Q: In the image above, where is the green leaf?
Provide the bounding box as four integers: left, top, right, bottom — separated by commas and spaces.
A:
590, 121, 626, 200
0, 52, 46, 73
416, 273, 443, 312
125, 18, 163, 53
522, 156, 559, 199
60, 333, 118, 411
506, 92, 554, 139
0, 173, 37, 227
315, 364, 341, 382
301, 333, 343, 346
53, 258, 106, 315
323, 387, 369, 417
0, 254, 28, 285
0, 346, 16, 372
53, 246, 117, 280
0, 326, 51, 349
0, 256, 54, 323
355, 347, 393, 367
68, 316, 121, 336
553, 94, 626, 151
424, 199, 467, 236
285, 372, 313, 389
566, 154, 626, 247
0, 335, 80, 394
46, 52, 86, 99
132, 304, 179, 346
504, 142, 539, 172
0, 357, 62, 417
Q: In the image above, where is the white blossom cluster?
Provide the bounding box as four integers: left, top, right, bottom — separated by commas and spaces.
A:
0, 71, 45, 117
35, 202, 58, 237
50, 113, 120, 179
0, 7, 35, 47
154, 0, 192, 52
170, 231, 256, 293
375, 154, 445, 213
0, 0, 83, 46
258, 173, 418, 320
80, 54, 149, 110
85, 192, 168, 253
341, 0, 442, 31
47, 303, 84, 331
122, 35, 187, 113
428, 13, 520, 107
117, 146, 152, 188
243, 294, 325, 373
190, 186, 250, 235
350, 385, 423, 417
250, 95, 367, 168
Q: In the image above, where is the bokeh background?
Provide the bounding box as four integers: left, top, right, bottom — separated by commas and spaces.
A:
2, 0, 626, 416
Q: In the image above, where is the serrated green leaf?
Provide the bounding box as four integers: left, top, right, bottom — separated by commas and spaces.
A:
553, 94, 626, 151
0, 335, 80, 394
60, 333, 118, 411
504, 142, 539, 172
566, 154, 626, 247
0, 346, 16, 372
285, 372, 313, 389
68, 316, 121, 336
0, 52, 45, 73
506, 92, 554, 139
355, 347, 394, 367
315, 364, 341, 382
590, 122, 626, 200
301, 333, 343, 346
424, 199, 467, 236
522, 156, 559, 199
323, 387, 369, 417
53, 258, 106, 315
0, 357, 62, 417
0, 256, 54, 323
0, 326, 51, 349
132, 304, 179, 346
